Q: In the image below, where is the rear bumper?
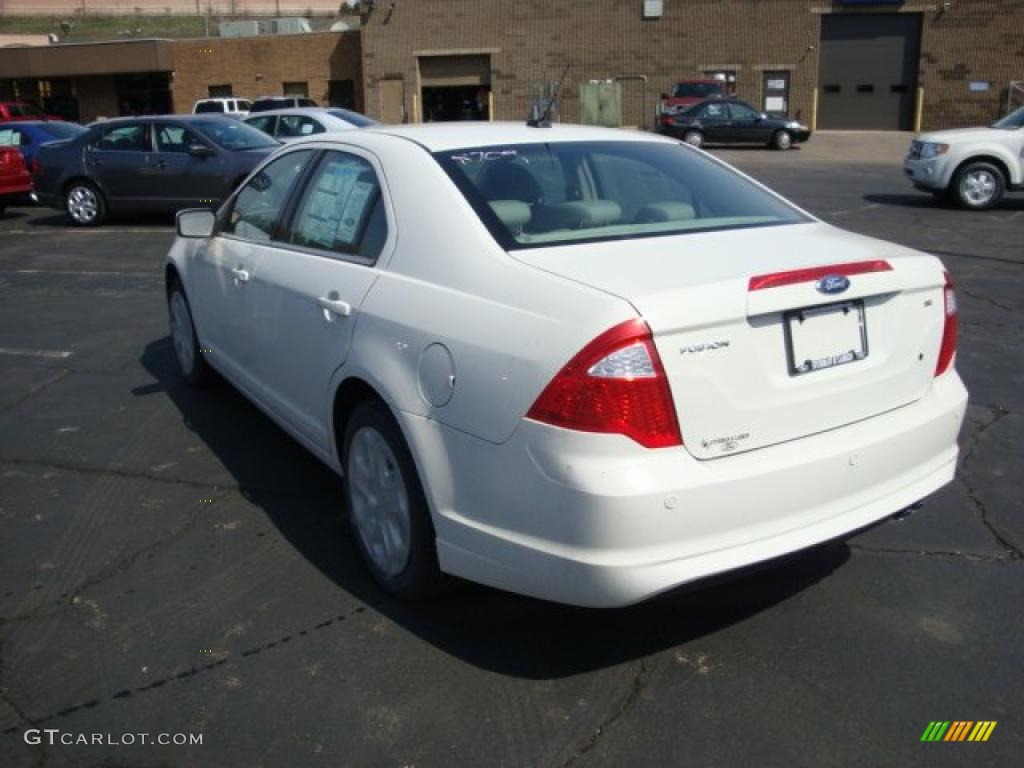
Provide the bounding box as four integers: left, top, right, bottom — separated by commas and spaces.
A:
404, 372, 967, 607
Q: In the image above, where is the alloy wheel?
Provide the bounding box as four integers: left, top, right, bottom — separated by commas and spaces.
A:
347, 426, 412, 578
67, 185, 99, 224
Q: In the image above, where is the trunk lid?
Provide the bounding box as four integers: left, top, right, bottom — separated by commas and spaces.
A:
514, 222, 948, 459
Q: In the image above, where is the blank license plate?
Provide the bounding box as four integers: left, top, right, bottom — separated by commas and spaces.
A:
785, 301, 867, 375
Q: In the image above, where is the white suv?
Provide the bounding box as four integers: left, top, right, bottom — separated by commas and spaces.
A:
193, 98, 252, 118
904, 105, 1024, 209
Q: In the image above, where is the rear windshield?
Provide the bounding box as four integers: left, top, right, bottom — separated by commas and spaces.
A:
672, 83, 723, 99
434, 140, 809, 250
41, 122, 86, 140
192, 119, 278, 150
326, 108, 378, 127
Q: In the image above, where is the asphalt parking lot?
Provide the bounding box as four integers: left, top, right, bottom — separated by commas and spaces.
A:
1, 134, 1021, 768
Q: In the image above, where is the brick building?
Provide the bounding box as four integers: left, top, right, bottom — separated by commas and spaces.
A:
0, 31, 362, 123
360, 0, 1024, 132
0, 0, 1021, 130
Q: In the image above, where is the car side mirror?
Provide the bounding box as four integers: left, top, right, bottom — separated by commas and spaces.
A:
176, 208, 216, 238
187, 143, 215, 159
760, 113, 768, 120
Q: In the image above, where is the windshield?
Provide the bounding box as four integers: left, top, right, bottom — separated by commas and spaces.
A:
672, 83, 723, 99
435, 140, 809, 250
991, 106, 1024, 129
193, 119, 278, 150
41, 122, 86, 140
326, 108, 378, 127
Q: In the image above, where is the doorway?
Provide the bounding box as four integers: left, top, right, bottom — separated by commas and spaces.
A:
818, 13, 922, 130
419, 54, 491, 122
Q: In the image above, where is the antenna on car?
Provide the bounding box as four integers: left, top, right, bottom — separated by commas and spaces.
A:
528, 64, 570, 128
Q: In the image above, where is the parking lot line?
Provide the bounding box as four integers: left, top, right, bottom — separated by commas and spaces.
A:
0, 347, 73, 359
2, 269, 159, 278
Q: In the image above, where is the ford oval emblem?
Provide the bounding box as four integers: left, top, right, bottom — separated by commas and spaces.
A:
816, 274, 850, 295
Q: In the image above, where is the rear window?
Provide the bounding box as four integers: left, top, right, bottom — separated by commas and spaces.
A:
326, 108, 378, 128
434, 140, 809, 250
236, 100, 253, 111
672, 83, 723, 99
41, 123, 85, 140
193, 118, 278, 150
195, 101, 225, 113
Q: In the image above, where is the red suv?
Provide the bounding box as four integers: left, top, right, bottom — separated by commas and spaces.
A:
0, 102, 62, 122
0, 146, 32, 216
660, 80, 726, 127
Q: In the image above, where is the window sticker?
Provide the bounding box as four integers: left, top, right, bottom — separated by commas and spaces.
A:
296, 159, 376, 250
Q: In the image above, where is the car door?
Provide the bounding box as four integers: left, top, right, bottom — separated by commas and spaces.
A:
694, 101, 731, 141
191, 149, 316, 397
248, 148, 390, 450
84, 122, 155, 207
151, 122, 227, 209
727, 101, 771, 143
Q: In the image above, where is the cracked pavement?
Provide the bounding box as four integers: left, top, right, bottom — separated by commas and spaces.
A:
1, 144, 1022, 767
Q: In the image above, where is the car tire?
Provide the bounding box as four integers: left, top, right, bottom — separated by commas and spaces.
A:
771, 130, 793, 150
953, 161, 1005, 210
342, 399, 443, 600
682, 130, 704, 148
167, 280, 211, 387
65, 180, 106, 227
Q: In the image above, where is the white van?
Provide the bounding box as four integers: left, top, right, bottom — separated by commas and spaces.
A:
192, 98, 252, 118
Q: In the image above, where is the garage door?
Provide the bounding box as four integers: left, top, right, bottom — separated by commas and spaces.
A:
818, 13, 922, 130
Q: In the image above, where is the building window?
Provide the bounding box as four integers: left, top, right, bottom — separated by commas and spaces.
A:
283, 81, 309, 98
208, 84, 233, 98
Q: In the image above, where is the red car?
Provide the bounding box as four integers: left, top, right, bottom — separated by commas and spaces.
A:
659, 79, 726, 127
0, 145, 32, 216
0, 102, 63, 122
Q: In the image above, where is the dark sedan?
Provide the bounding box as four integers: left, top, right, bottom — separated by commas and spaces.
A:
33, 115, 279, 226
658, 99, 811, 150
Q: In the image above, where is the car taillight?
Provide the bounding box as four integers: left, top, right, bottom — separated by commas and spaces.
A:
660, 114, 674, 126
526, 318, 683, 448
935, 272, 958, 377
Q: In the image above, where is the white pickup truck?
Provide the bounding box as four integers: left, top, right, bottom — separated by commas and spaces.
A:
904, 105, 1024, 209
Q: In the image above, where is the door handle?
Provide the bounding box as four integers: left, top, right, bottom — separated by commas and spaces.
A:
88, 159, 102, 167
155, 159, 168, 169
317, 295, 352, 318
231, 266, 250, 283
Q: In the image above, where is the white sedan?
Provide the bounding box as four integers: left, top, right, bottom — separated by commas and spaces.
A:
165, 122, 967, 607
243, 107, 377, 143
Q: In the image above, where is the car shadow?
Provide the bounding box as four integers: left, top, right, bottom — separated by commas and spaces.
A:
864, 192, 1024, 211
26, 210, 178, 228
709, 144, 802, 152
139, 336, 851, 679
